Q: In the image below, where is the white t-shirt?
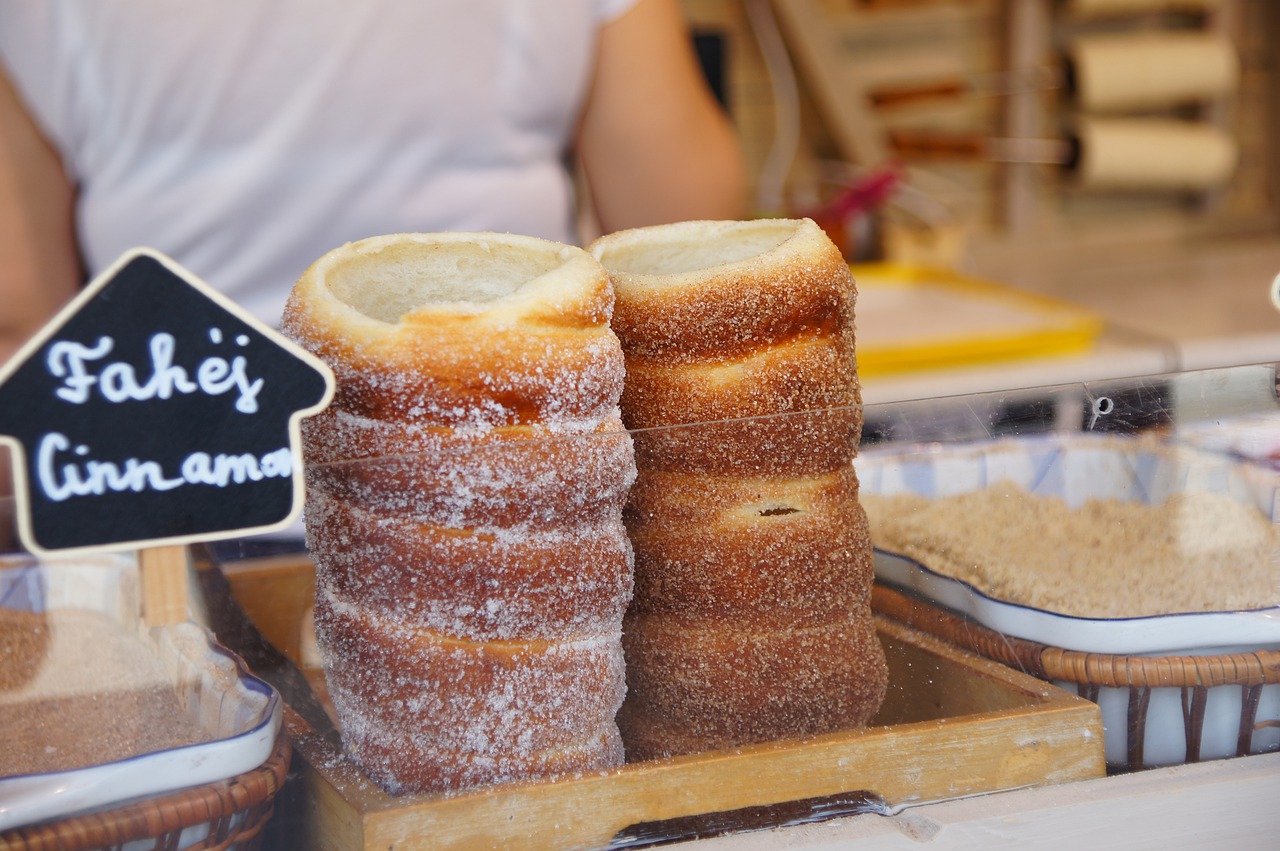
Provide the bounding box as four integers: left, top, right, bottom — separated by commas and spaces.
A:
0, 0, 635, 326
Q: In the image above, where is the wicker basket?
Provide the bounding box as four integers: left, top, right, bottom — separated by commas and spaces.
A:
872, 583, 1280, 772
0, 728, 290, 851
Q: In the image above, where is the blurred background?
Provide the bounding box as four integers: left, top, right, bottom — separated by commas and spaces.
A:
680, 0, 1280, 404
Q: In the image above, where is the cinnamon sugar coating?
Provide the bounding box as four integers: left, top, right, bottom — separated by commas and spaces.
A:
590, 218, 888, 759
283, 234, 623, 429
630, 406, 861, 477
346, 715, 624, 796
626, 468, 873, 626
596, 220, 855, 363
284, 232, 635, 794
316, 588, 625, 754
301, 410, 635, 527
307, 493, 633, 641
620, 330, 859, 426
618, 612, 886, 757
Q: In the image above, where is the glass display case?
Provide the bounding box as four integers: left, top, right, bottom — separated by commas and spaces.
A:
859, 362, 1280, 772
2, 361, 1277, 848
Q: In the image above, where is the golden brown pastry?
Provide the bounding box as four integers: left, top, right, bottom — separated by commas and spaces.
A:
590, 218, 886, 759
624, 467, 870, 626
282, 232, 635, 794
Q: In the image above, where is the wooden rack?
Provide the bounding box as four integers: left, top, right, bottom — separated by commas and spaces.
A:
743, 0, 1278, 264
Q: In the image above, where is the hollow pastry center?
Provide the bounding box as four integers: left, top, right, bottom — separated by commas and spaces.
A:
597, 223, 793, 276
325, 241, 561, 322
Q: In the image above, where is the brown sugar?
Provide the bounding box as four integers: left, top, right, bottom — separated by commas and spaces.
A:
863, 482, 1280, 618
0, 610, 50, 691
0, 608, 210, 777
0, 688, 207, 776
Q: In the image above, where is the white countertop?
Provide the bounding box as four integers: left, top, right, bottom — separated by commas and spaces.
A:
688, 751, 1280, 849
859, 235, 1280, 405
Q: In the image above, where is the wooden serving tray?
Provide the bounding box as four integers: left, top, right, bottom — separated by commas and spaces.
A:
206, 553, 1104, 850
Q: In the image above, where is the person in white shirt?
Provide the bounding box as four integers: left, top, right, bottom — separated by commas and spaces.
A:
0, 0, 746, 359
0, 0, 746, 545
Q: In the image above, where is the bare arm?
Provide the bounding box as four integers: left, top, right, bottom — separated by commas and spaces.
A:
576, 0, 748, 234
1, 65, 81, 510
0, 64, 81, 368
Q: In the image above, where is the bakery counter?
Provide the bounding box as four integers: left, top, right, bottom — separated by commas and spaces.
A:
859, 234, 1280, 406
996, 234, 1280, 374
5, 358, 1280, 848
196, 361, 1275, 849
197, 482, 1106, 849
4, 222, 1278, 847
690, 750, 1280, 849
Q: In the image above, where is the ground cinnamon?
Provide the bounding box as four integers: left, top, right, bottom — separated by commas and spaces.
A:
0, 608, 210, 776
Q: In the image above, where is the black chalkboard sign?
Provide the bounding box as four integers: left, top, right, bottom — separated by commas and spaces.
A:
0, 249, 334, 555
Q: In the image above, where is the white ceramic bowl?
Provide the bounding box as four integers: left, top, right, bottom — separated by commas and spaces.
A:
872, 548, 1280, 657
857, 433, 1280, 767
0, 554, 281, 832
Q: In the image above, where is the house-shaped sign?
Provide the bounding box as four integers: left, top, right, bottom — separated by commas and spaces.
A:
0, 249, 334, 555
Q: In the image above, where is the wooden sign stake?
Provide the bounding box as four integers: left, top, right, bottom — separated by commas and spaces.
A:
139, 544, 192, 626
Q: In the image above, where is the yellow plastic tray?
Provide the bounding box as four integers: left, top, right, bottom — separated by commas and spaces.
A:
852, 263, 1104, 378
